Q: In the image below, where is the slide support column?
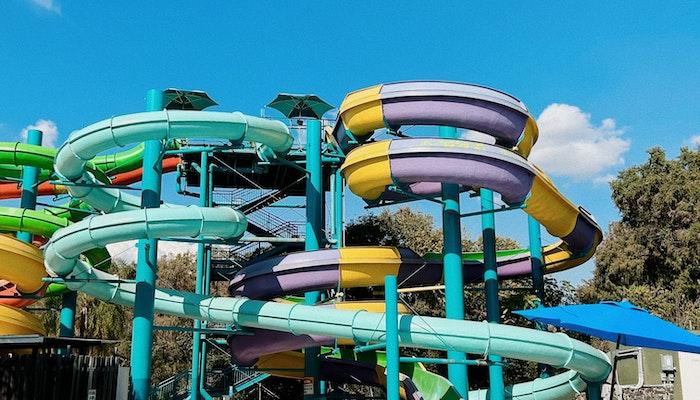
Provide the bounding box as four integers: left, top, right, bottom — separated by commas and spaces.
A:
439, 126, 468, 398
528, 215, 546, 302
332, 167, 344, 248
480, 188, 505, 400
17, 129, 41, 242
58, 292, 77, 338
385, 275, 400, 400
190, 151, 209, 400
528, 215, 549, 377
586, 382, 602, 400
130, 89, 165, 400
304, 119, 323, 399
199, 162, 215, 399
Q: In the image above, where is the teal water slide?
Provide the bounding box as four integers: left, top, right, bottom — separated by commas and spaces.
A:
44, 110, 610, 399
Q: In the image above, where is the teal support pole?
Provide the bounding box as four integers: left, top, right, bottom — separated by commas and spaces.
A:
59, 292, 77, 338
586, 381, 602, 400
17, 131, 75, 340
528, 215, 549, 377
440, 126, 468, 398
199, 165, 215, 398
190, 151, 209, 400
480, 188, 505, 400
198, 246, 212, 397
304, 119, 323, 398
528, 215, 545, 303
130, 89, 165, 400
385, 275, 400, 400
199, 248, 213, 399
17, 129, 41, 242
16, 130, 80, 341
332, 167, 344, 249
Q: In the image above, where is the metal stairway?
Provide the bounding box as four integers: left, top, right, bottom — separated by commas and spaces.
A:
209, 185, 305, 281
151, 366, 272, 400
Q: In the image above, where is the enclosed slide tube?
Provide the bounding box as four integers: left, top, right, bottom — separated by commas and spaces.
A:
0, 140, 178, 335
0, 141, 180, 199
0, 207, 111, 335
44, 107, 610, 399
0, 157, 181, 200
53, 110, 292, 213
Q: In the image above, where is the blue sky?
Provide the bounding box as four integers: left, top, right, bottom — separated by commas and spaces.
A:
1, 1, 699, 283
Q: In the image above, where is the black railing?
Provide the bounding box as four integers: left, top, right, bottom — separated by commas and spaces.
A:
0, 353, 124, 400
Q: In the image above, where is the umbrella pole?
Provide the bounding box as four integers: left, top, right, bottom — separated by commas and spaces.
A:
608, 334, 621, 400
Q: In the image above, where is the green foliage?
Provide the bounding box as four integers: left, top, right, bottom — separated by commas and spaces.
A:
579, 147, 700, 329
345, 207, 522, 256
346, 208, 447, 254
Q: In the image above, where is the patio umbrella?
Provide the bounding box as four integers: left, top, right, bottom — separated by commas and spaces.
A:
163, 88, 217, 110
514, 300, 700, 400
267, 93, 334, 119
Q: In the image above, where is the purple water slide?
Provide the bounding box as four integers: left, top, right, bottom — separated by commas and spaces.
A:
388, 138, 535, 203
229, 249, 341, 299
230, 328, 334, 366
333, 81, 533, 150
229, 247, 537, 300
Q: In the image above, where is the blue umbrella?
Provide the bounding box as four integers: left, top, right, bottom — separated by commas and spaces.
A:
514, 300, 700, 353
515, 300, 700, 400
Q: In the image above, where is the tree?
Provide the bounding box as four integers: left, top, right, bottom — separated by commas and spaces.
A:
579, 147, 700, 329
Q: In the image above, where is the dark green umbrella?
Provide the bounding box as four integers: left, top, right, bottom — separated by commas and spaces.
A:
267, 93, 334, 119
164, 88, 218, 111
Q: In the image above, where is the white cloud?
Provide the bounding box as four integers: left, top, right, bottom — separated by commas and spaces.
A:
21, 119, 59, 147
593, 174, 616, 186
106, 240, 196, 264
529, 103, 631, 180
689, 135, 700, 147
29, 0, 61, 14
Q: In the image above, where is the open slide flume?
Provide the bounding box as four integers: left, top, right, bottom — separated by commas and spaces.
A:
40, 85, 610, 400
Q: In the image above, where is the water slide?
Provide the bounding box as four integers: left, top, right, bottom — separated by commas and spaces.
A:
254, 348, 461, 400
40, 86, 610, 400
226, 83, 603, 398
0, 141, 179, 335
0, 142, 180, 199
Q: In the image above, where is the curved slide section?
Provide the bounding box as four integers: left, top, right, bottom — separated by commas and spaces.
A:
255, 349, 459, 400
0, 207, 110, 303
54, 110, 292, 213
45, 237, 609, 400
43, 106, 610, 400
0, 140, 171, 336
0, 141, 156, 183
0, 206, 114, 335
0, 157, 181, 200
229, 245, 588, 300
341, 138, 602, 272
331, 81, 539, 157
